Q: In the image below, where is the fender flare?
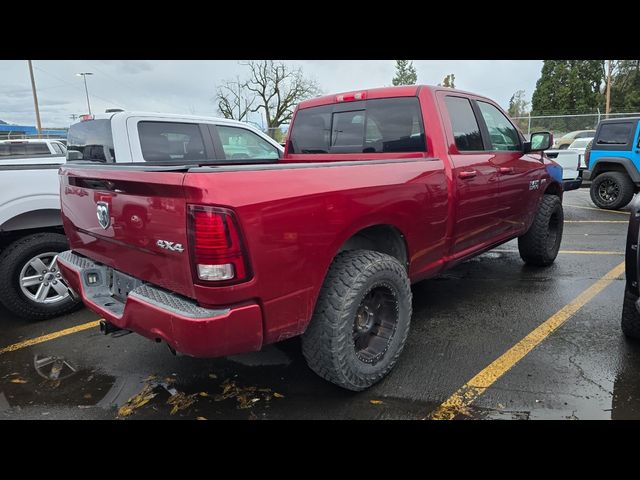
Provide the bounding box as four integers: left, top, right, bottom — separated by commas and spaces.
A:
591, 157, 640, 183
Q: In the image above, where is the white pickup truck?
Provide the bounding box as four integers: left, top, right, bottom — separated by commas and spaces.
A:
545, 149, 584, 191
0, 139, 80, 319
1, 113, 283, 320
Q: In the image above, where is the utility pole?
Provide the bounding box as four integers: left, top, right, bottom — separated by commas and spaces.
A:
27, 60, 43, 138
605, 60, 614, 118
76, 72, 94, 115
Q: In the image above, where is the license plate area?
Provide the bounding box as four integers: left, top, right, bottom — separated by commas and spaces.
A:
110, 269, 143, 303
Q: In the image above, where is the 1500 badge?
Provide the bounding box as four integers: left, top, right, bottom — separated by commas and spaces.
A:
156, 240, 185, 252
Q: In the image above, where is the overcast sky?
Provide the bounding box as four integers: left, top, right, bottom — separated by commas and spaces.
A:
0, 60, 543, 128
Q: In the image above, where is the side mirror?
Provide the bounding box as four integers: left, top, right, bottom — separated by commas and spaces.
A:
524, 132, 552, 153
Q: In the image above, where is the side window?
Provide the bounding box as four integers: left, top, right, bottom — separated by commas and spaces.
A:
138, 121, 205, 162
51, 143, 64, 155
477, 102, 521, 151
444, 96, 484, 151
216, 126, 279, 161
597, 123, 633, 145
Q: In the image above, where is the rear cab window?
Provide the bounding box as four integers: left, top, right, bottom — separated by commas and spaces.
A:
0, 142, 52, 158
288, 97, 426, 155
67, 119, 116, 162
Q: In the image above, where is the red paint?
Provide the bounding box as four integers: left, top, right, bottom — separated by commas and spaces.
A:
59, 85, 561, 357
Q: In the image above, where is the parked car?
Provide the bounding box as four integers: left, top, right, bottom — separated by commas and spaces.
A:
622, 194, 640, 339
66, 111, 283, 163
57, 85, 563, 391
545, 148, 584, 191
585, 117, 640, 210
552, 130, 596, 150
0, 139, 79, 319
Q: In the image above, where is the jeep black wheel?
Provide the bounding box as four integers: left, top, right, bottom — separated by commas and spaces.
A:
301, 250, 412, 391
590, 171, 635, 210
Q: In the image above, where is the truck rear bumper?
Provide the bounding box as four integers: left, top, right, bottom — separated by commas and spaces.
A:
57, 250, 263, 358
563, 177, 583, 191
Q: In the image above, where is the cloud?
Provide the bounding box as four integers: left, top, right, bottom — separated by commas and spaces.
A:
0, 60, 543, 128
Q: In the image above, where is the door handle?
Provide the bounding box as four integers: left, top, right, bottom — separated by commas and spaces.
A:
499, 167, 515, 175
458, 170, 477, 179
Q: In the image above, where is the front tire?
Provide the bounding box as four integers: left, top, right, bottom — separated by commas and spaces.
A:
590, 171, 635, 210
0, 233, 80, 320
518, 194, 564, 266
622, 287, 640, 340
302, 250, 412, 391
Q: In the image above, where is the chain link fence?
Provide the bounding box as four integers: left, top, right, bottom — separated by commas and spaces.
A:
512, 112, 640, 139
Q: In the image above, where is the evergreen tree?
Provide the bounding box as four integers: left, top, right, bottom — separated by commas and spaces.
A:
392, 60, 417, 86
531, 60, 604, 132
610, 60, 640, 112
508, 90, 529, 132
440, 74, 455, 88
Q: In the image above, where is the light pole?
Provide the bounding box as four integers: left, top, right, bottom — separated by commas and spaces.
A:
27, 60, 43, 137
76, 72, 94, 116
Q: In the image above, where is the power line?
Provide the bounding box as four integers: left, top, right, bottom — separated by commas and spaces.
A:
87, 62, 186, 113
33, 65, 127, 110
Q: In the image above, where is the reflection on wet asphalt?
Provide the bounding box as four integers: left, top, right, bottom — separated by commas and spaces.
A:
1, 189, 639, 420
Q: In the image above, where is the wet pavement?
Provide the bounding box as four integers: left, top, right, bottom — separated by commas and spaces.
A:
1, 188, 639, 420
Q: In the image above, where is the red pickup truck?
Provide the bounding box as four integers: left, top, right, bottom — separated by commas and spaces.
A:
58, 86, 564, 391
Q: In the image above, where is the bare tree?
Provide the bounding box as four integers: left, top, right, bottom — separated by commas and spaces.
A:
215, 77, 255, 122
243, 60, 320, 138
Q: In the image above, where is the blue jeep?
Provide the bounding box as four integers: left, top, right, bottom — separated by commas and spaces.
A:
586, 117, 640, 210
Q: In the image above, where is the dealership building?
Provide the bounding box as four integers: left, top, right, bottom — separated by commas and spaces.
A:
0, 120, 67, 139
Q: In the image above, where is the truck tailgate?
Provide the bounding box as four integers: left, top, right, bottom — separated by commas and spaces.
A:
59, 166, 196, 299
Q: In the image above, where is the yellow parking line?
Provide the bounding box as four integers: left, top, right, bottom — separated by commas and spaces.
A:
564, 204, 630, 215
492, 249, 624, 255
0, 320, 101, 356
429, 261, 625, 420
565, 220, 627, 224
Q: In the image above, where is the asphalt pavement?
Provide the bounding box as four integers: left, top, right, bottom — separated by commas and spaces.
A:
1, 188, 638, 420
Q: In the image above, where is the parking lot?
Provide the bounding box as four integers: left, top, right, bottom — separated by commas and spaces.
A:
1, 187, 638, 420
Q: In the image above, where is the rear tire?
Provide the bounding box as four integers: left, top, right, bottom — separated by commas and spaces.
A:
0, 233, 80, 320
301, 250, 412, 391
518, 194, 564, 266
622, 287, 640, 340
590, 171, 635, 210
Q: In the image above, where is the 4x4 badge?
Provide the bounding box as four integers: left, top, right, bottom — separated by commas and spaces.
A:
96, 201, 111, 229
156, 240, 185, 253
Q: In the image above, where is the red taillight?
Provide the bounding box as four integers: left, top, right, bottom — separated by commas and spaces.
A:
80, 114, 94, 121
188, 205, 251, 284
336, 91, 367, 102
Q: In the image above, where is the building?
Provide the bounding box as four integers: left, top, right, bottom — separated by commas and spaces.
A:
0, 121, 67, 140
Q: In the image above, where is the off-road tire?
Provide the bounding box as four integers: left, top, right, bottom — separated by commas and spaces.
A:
0, 233, 80, 320
518, 194, 564, 266
590, 171, 635, 210
301, 250, 412, 391
622, 287, 640, 340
